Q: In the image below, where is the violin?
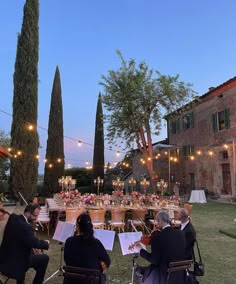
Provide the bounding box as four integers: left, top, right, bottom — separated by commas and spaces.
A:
31, 221, 44, 255
128, 228, 161, 251
0, 208, 10, 220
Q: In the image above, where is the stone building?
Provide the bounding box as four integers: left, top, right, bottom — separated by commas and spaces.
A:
165, 76, 236, 197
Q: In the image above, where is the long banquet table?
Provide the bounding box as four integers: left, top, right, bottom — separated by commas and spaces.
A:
45, 198, 180, 225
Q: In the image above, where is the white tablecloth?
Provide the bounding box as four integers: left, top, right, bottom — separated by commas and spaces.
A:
189, 190, 207, 203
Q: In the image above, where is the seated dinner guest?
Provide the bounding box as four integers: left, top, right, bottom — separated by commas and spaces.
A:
0, 203, 49, 284
64, 213, 111, 284
135, 211, 186, 284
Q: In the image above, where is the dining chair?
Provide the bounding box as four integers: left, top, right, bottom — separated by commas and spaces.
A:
131, 208, 147, 233
184, 204, 193, 216
149, 209, 160, 230
65, 209, 84, 223
108, 209, 126, 233
88, 209, 107, 229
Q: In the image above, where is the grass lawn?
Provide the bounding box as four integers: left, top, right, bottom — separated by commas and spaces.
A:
2, 202, 236, 284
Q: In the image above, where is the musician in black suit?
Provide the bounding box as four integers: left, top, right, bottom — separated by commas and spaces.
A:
64, 213, 111, 284
0, 203, 49, 284
135, 211, 186, 284
179, 208, 196, 260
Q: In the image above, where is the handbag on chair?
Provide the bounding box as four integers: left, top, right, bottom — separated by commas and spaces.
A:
193, 240, 204, 277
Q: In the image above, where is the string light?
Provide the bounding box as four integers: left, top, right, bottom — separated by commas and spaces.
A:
116, 151, 120, 156
27, 124, 34, 131
0, 108, 125, 165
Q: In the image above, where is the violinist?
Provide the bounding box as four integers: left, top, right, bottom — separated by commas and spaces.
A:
134, 211, 186, 284
0, 203, 50, 284
64, 213, 111, 284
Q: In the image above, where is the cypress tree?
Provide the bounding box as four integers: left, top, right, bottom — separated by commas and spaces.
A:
44, 66, 65, 195
92, 93, 104, 193
9, 0, 39, 200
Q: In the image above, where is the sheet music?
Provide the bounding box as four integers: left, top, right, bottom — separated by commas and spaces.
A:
94, 229, 115, 251
118, 232, 145, 255
52, 221, 75, 243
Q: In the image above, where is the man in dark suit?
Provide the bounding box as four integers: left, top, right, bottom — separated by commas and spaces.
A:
0, 203, 50, 284
135, 211, 186, 284
179, 208, 196, 260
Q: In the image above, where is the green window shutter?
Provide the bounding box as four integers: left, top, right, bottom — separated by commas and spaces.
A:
224, 108, 230, 129
169, 121, 173, 134
190, 112, 194, 128
183, 146, 187, 157
176, 118, 180, 133
212, 112, 218, 133
182, 116, 186, 131
187, 145, 191, 156
190, 145, 195, 155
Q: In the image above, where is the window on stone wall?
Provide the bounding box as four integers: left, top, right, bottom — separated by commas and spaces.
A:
170, 118, 180, 134
212, 108, 230, 132
182, 145, 195, 159
219, 151, 228, 160
182, 112, 194, 131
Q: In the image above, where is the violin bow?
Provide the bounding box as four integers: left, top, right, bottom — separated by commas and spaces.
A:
138, 218, 151, 234
17, 191, 44, 231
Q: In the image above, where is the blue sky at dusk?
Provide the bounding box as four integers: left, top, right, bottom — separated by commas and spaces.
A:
0, 1, 236, 173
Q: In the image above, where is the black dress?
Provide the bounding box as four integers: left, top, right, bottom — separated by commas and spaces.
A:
64, 234, 111, 284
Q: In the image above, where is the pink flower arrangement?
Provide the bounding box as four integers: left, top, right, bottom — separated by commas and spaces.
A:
59, 189, 81, 206
121, 199, 128, 206
112, 189, 124, 197
82, 193, 96, 204
131, 191, 139, 198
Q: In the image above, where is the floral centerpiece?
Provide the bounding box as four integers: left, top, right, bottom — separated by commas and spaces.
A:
82, 193, 96, 205
112, 189, 124, 197
147, 194, 160, 205
59, 189, 81, 206
103, 194, 111, 206
169, 195, 180, 206
131, 191, 139, 199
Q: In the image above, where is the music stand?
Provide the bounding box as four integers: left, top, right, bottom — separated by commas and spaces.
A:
129, 254, 138, 284
43, 221, 75, 283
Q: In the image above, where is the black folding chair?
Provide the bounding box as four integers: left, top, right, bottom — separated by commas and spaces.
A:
63, 265, 100, 284
165, 259, 193, 284
0, 273, 10, 284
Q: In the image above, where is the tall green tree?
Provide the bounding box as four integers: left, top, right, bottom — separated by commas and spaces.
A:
100, 50, 194, 190
9, 0, 39, 200
0, 131, 11, 190
44, 66, 65, 195
92, 93, 104, 193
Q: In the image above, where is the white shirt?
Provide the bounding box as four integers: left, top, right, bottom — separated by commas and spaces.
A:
22, 214, 29, 224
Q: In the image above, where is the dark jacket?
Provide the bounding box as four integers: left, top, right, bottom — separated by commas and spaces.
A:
64, 235, 111, 284
0, 213, 49, 280
182, 221, 196, 260
140, 226, 186, 283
